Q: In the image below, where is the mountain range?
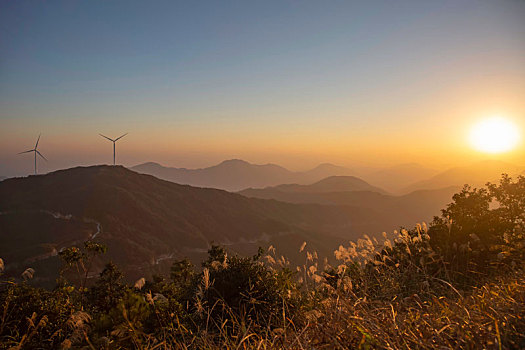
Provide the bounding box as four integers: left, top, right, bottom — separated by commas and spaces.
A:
2, 159, 521, 286
131, 160, 354, 191
242, 176, 388, 195
0, 166, 389, 286
239, 183, 459, 232
132, 159, 522, 194
362, 163, 439, 193
401, 160, 524, 193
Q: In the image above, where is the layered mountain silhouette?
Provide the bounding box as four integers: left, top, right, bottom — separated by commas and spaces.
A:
131, 159, 353, 191
362, 163, 439, 193
3, 160, 508, 286
402, 160, 524, 193
239, 180, 458, 230
242, 176, 387, 195
0, 166, 390, 285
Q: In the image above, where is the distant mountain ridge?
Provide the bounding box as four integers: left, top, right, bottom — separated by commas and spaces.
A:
3, 160, 508, 286
245, 176, 387, 195
402, 160, 524, 193
362, 163, 439, 193
131, 159, 353, 191
239, 178, 459, 230
0, 165, 390, 285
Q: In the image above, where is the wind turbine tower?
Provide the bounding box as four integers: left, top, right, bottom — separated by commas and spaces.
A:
18, 134, 47, 175
99, 133, 128, 165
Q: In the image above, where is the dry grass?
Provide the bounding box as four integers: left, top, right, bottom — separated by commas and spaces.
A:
1, 229, 525, 349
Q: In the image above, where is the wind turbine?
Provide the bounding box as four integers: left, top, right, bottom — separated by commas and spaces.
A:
99, 133, 128, 165
18, 134, 47, 175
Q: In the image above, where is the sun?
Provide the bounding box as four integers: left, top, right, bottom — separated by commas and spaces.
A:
469, 117, 520, 154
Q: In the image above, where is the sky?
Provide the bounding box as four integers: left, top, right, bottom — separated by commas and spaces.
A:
1, 0, 524, 176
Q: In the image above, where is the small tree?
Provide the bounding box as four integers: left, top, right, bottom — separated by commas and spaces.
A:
88, 262, 127, 313
58, 240, 107, 290
170, 258, 194, 288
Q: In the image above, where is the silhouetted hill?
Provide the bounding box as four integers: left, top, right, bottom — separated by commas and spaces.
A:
131, 160, 353, 191
239, 181, 458, 231
245, 176, 387, 194
301, 163, 352, 183
0, 166, 385, 285
0, 176, 7, 182
363, 163, 439, 193
402, 160, 524, 193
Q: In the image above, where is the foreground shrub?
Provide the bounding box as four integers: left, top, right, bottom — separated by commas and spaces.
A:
193, 246, 287, 328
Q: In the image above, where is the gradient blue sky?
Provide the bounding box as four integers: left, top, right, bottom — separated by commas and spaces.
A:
1, 0, 524, 176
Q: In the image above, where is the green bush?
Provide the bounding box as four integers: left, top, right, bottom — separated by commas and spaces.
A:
192, 245, 293, 330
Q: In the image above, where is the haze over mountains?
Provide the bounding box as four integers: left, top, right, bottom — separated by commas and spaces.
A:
401, 160, 524, 193
242, 176, 388, 195
1, 158, 523, 286
131, 159, 440, 193
131, 159, 354, 192
364, 163, 439, 193
0, 166, 387, 285
240, 184, 458, 226
132, 159, 524, 194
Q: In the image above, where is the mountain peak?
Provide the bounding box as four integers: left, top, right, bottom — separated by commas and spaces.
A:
218, 159, 251, 166
131, 159, 357, 191
135, 161, 162, 167
313, 175, 364, 185
310, 163, 348, 171
264, 175, 387, 194
220, 158, 250, 164
310, 176, 387, 193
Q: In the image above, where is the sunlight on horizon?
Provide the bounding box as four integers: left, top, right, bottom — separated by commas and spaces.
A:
469, 116, 521, 154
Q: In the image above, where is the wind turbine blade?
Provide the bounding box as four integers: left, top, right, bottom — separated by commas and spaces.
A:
18, 149, 34, 154
114, 133, 128, 141
99, 134, 114, 142
36, 150, 47, 161
35, 134, 41, 149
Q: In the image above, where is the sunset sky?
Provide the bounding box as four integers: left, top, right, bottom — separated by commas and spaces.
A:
1, 0, 524, 176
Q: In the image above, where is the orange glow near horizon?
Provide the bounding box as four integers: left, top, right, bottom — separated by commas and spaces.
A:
469, 117, 521, 154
